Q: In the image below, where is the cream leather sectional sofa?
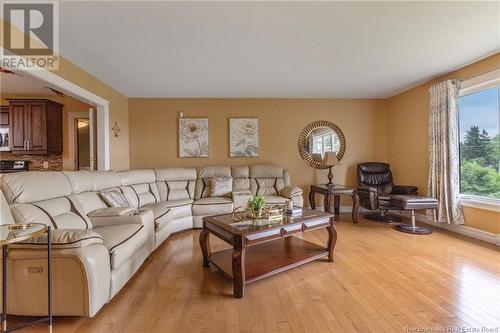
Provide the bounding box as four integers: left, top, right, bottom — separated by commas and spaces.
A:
0, 165, 302, 317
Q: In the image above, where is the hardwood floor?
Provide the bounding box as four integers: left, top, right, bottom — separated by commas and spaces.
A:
18, 215, 500, 333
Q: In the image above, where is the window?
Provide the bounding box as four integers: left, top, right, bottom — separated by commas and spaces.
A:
458, 77, 500, 200
312, 131, 340, 159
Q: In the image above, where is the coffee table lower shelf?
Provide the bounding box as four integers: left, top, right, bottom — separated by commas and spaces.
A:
209, 237, 328, 284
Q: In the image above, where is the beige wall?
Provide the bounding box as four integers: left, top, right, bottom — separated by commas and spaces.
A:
387, 53, 500, 233
0, 20, 130, 170
129, 99, 389, 193
1, 94, 91, 170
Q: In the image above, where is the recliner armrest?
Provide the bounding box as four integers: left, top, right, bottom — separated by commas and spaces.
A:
88, 207, 137, 217
356, 186, 379, 210
393, 185, 418, 195
280, 186, 303, 199
90, 210, 153, 228
9, 229, 104, 249
357, 185, 378, 194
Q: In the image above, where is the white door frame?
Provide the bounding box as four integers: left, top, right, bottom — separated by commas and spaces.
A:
1, 48, 111, 170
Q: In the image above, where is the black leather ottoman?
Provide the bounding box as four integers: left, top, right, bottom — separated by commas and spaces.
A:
390, 195, 438, 235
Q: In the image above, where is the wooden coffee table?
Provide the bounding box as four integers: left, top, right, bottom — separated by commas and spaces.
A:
199, 209, 336, 298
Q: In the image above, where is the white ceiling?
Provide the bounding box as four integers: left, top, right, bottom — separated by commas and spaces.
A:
0, 73, 57, 96
55, 1, 500, 98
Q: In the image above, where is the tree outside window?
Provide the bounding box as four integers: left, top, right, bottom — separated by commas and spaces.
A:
458, 86, 500, 199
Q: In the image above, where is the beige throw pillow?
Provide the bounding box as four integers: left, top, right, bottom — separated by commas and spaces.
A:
100, 190, 130, 207
210, 177, 233, 197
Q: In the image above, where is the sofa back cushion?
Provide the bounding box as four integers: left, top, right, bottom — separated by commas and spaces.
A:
64, 170, 124, 214
1, 171, 72, 204
119, 169, 159, 208
155, 168, 197, 201
10, 196, 91, 229
63, 170, 122, 195
249, 165, 289, 196
231, 166, 250, 192
72, 191, 107, 215
195, 166, 232, 199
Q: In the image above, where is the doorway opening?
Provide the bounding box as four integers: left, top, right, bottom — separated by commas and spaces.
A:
76, 118, 90, 170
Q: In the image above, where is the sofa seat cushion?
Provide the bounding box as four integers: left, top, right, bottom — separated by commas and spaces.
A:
140, 199, 192, 217
138, 202, 169, 219
192, 197, 233, 216
140, 199, 193, 230
263, 196, 288, 205
154, 199, 193, 231
94, 224, 147, 269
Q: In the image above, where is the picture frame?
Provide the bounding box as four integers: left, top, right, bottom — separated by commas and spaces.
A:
229, 117, 259, 157
179, 117, 209, 158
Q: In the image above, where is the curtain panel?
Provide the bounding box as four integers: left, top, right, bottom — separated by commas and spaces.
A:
428, 80, 464, 224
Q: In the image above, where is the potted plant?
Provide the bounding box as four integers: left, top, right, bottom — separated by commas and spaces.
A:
248, 195, 267, 218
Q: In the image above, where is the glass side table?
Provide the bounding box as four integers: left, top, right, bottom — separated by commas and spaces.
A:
0, 223, 52, 333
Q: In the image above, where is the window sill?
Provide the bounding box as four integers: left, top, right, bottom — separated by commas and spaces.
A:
460, 197, 500, 213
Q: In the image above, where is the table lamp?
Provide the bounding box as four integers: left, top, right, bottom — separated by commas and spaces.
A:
323, 152, 340, 187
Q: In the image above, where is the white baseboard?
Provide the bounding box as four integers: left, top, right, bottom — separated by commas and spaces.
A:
403, 211, 500, 246
310, 205, 499, 246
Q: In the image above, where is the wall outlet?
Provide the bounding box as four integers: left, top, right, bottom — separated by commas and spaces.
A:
43, 161, 49, 169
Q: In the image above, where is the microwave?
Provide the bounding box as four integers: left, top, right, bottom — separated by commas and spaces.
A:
0, 128, 10, 151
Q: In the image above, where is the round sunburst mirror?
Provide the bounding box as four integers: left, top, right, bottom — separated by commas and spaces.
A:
298, 120, 346, 169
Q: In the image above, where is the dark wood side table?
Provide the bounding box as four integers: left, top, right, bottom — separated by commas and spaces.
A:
309, 184, 359, 223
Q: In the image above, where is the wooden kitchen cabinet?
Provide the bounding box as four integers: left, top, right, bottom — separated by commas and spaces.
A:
0, 107, 9, 126
8, 99, 63, 154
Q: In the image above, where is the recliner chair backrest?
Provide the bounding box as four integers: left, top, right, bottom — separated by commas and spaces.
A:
64, 170, 122, 215
119, 169, 160, 208
357, 162, 394, 195
1, 171, 91, 229
155, 168, 197, 201
231, 166, 250, 192
249, 165, 290, 197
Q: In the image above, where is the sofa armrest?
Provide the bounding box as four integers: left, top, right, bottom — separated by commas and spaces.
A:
90, 209, 153, 228
280, 186, 303, 199
6, 243, 110, 317
87, 207, 136, 218
9, 229, 103, 249
393, 185, 418, 195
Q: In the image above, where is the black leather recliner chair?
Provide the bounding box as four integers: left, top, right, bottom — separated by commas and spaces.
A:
357, 162, 418, 222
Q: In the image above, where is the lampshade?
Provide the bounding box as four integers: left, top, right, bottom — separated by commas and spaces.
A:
323, 152, 340, 166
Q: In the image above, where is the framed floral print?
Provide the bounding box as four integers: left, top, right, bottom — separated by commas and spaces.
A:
229, 117, 259, 157
179, 118, 209, 157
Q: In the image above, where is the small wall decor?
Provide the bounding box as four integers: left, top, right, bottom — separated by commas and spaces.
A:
230, 117, 259, 157
111, 121, 121, 137
179, 117, 209, 157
